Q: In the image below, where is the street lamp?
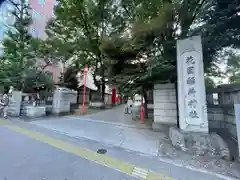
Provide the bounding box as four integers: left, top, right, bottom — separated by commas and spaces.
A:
81, 67, 88, 114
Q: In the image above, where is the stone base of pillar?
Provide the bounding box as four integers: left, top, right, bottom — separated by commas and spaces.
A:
152, 123, 175, 133
26, 106, 46, 118
131, 105, 140, 121
169, 127, 232, 160
89, 101, 105, 109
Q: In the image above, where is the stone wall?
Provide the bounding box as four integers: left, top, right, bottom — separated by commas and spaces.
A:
206, 84, 240, 142
52, 87, 77, 114
8, 91, 22, 117
208, 105, 237, 141
152, 83, 177, 130
151, 83, 239, 138
78, 88, 111, 106
104, 94, 112, 105
146, 90, 154, 119
78, 88, 91, 104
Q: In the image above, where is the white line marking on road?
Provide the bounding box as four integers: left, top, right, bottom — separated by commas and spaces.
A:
132, 167, 148, 179
66, 116, 151, 129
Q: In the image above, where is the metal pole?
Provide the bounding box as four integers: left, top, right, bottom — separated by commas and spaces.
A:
81, 69, 87, 114
234, 104, 240, 161
175, 82, 180, 128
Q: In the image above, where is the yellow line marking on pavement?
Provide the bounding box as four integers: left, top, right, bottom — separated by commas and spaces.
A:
3, 123, 174, 180
147, 172, 174, 180
0, 121, 9, 126
132, 167, 148, 179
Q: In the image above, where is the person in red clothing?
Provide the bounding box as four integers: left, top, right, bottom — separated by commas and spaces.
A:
116, 96, 120, 104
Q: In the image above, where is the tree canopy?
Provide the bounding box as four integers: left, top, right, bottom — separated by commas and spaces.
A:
47, 0, 129, 101
100, 0, 240, 93
0, 0, 55, 92
225, 50, 240, 83
30, 0, 240, 96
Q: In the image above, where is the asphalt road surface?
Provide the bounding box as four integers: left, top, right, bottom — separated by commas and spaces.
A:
0, 120, 235, 180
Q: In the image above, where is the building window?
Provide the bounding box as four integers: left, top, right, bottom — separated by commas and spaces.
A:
32, 9, 40, 19
31, 26, 39, 37
39, 0, 45, 6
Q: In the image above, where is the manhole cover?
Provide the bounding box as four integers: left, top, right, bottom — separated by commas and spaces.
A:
97, 148, 107, 154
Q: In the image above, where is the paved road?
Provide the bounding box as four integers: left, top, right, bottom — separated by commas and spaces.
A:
0, 120, 237, 180
0, 125, 138, 180
29, 115, 160, 156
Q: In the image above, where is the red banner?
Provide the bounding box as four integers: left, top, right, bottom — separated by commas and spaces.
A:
112, 88, 116, 104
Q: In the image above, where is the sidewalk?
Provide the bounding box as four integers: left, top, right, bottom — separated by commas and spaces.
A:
29, 116, 160, 156
3, 120, 234, 180
27, 115, 240, 179
22, 105, 240, 179
75, 104, 153, 129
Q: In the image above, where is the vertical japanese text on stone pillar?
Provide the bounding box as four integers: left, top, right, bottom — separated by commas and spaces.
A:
183, 52, 202, 125
177, 36, 208, 132
186, 55, 199, 119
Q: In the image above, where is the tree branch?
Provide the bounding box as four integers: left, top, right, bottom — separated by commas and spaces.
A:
8, 0, 21, 14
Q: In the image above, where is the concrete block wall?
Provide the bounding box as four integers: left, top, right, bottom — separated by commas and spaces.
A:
153, 83, 177, 125
208, 105, 237, 141
52, 88, 72, 114
147, 90, 154, 119
104, 94, 112, 105
206, 84, 240, 142
208, 106, 224, 128
78, 88, 91, 104
8, 91, 22, 117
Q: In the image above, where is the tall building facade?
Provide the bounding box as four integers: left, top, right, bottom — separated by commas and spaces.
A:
29, 0, 55, 39
0, 0, 56, 43
29, 0, 63, 83
0, 0, 15, 55
30, 0, 63, 83
0, 0, 63, 83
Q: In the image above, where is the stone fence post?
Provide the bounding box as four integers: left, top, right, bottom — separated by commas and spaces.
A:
234, 104, 240, 160
8, 91, 22, 117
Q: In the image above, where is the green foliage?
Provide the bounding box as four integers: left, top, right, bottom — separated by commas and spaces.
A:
44, 19, 78, 64
41, 0, 240, 96
100, 0, 240, 94
225, 51, 240, 83
52, 0, 116, 70
47, 0, 129, 101
0, 0, 34, 90
205, 76, 216, 88
190, 0, 240, 68
0, 0, 55, 92
61, 66, 79, 90
23, 70, 54, 93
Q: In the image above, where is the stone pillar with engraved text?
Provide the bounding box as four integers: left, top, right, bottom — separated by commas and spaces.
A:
169, 36, 231, 160
177, 35, 208, 133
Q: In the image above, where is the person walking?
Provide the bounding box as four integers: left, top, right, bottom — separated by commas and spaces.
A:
0, 87, 10, 119
124, 97, 133, 114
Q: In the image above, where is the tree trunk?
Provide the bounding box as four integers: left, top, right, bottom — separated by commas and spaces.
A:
76, 88, 80, 104
175, 82, 180, 128
89, 89, 92, 101
143, 89, 148, 119
101, 81, 105, 105
100, 62, 105, 106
